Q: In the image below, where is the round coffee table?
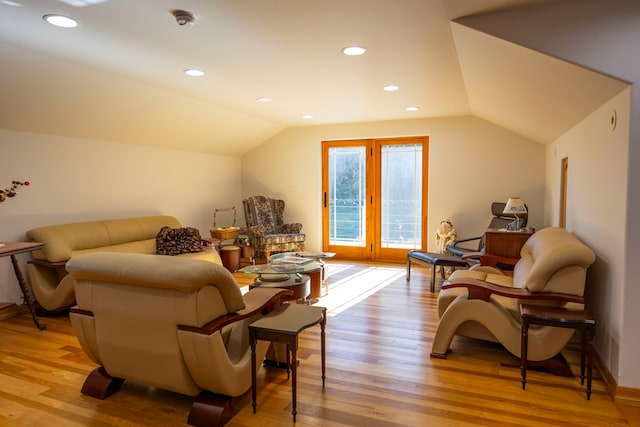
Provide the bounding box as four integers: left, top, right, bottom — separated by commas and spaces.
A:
269, 252, 336, 300
239, 262, 319, 302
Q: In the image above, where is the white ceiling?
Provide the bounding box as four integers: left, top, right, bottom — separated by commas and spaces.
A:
0, 0, 628, 156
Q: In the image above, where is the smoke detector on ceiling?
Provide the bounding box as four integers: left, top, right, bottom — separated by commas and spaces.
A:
171, 10, 196, 26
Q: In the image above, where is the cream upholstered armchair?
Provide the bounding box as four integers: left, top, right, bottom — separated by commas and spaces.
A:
431, 227, 596, 375
66, 252, 290, 427
242, 195, 305, 259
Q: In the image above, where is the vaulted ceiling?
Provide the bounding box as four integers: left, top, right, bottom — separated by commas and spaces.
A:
0, 0, 628, 156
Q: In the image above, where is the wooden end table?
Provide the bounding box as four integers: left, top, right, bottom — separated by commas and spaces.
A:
249, 303, 327, 422
0, 242, 46, 330
520, 304, 596, 399
484, 228, 534, 258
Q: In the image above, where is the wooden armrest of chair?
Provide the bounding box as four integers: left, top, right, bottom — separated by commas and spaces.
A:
28, 259, 67, 268
442, 279, 585, 304
178, 288, 293, 335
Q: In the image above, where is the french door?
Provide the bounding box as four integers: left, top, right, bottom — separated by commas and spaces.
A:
321, 137, 428, 262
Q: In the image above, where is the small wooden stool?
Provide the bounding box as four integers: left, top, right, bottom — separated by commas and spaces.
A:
249, 304, 326, 422
520, 304, 596, 399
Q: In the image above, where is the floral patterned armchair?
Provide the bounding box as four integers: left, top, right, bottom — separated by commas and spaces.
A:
242, 195, 305, 259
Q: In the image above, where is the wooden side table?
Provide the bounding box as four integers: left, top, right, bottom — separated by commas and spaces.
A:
520, 304, 596, 399
249, 303, 326, 422
484, 228, 533, 258
0, 242, 46, 330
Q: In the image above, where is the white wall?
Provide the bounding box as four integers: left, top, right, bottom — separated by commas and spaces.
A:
0, 130, 242, 304
0, 117, 547, 308
457, 0, 640, 392
241, 115, 545, 253
546, 89, 630, 385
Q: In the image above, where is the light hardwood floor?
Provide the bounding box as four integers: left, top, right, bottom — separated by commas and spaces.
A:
1, 261, 639, 426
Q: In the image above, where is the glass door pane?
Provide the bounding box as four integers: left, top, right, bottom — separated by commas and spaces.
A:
380, 143, 423, 249
328, 145, 367, 247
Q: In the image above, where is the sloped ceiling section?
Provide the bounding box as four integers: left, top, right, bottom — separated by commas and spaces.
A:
451, 21, 629, 144
1, 0, 623, 154
0, 0, 472, 156
0, 41, 284, 157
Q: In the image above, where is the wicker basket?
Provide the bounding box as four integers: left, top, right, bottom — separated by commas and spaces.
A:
210, 206, 240, 239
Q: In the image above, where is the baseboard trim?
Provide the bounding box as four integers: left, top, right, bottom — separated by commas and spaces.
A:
595, 349, 640, 406
615, 387, 640, 407
0, 302, 21, 321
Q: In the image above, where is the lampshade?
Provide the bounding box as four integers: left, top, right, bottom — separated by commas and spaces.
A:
503, 197, 527, 215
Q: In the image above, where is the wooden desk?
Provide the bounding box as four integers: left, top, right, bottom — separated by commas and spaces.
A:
0, 242, 46, 330
484, 228, 533, 258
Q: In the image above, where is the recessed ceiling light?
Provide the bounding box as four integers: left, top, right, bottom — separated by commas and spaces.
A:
257, 97, 271, 103
405, 106, 420, 111
302, 114, 314, 119
43, 14, 78, 28
184, 69, 205, 77
342, 46, 367, 56
383, 85, 400, 91
60, 0, 107, 6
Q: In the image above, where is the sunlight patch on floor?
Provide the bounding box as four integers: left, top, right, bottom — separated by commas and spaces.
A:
317, 263, 405, 315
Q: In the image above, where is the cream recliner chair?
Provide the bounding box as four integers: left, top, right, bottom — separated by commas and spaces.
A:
431, 227, 596, 375
66, 252, 290, 427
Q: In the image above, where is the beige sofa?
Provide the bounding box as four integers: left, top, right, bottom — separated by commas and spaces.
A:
431, 227, 596, 373
66, 252, 290, 427
26, 215, 221, 312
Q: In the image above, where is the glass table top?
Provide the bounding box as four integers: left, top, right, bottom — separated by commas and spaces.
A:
238, 251, 335, 275
238, 260, 320, 275
276, 251, 336, 259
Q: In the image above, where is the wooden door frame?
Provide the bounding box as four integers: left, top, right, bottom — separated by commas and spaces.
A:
374, 137, 429, 262
321, 139, 374, 259
559, 157, 568, 228
321, 136, 428, 262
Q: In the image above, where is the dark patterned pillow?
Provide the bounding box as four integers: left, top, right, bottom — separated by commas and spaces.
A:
155, 226, 203, 255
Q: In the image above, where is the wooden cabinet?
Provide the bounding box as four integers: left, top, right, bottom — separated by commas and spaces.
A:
484, 228, 533, 259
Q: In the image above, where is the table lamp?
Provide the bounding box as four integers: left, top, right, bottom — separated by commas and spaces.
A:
503, 197, 527, 230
